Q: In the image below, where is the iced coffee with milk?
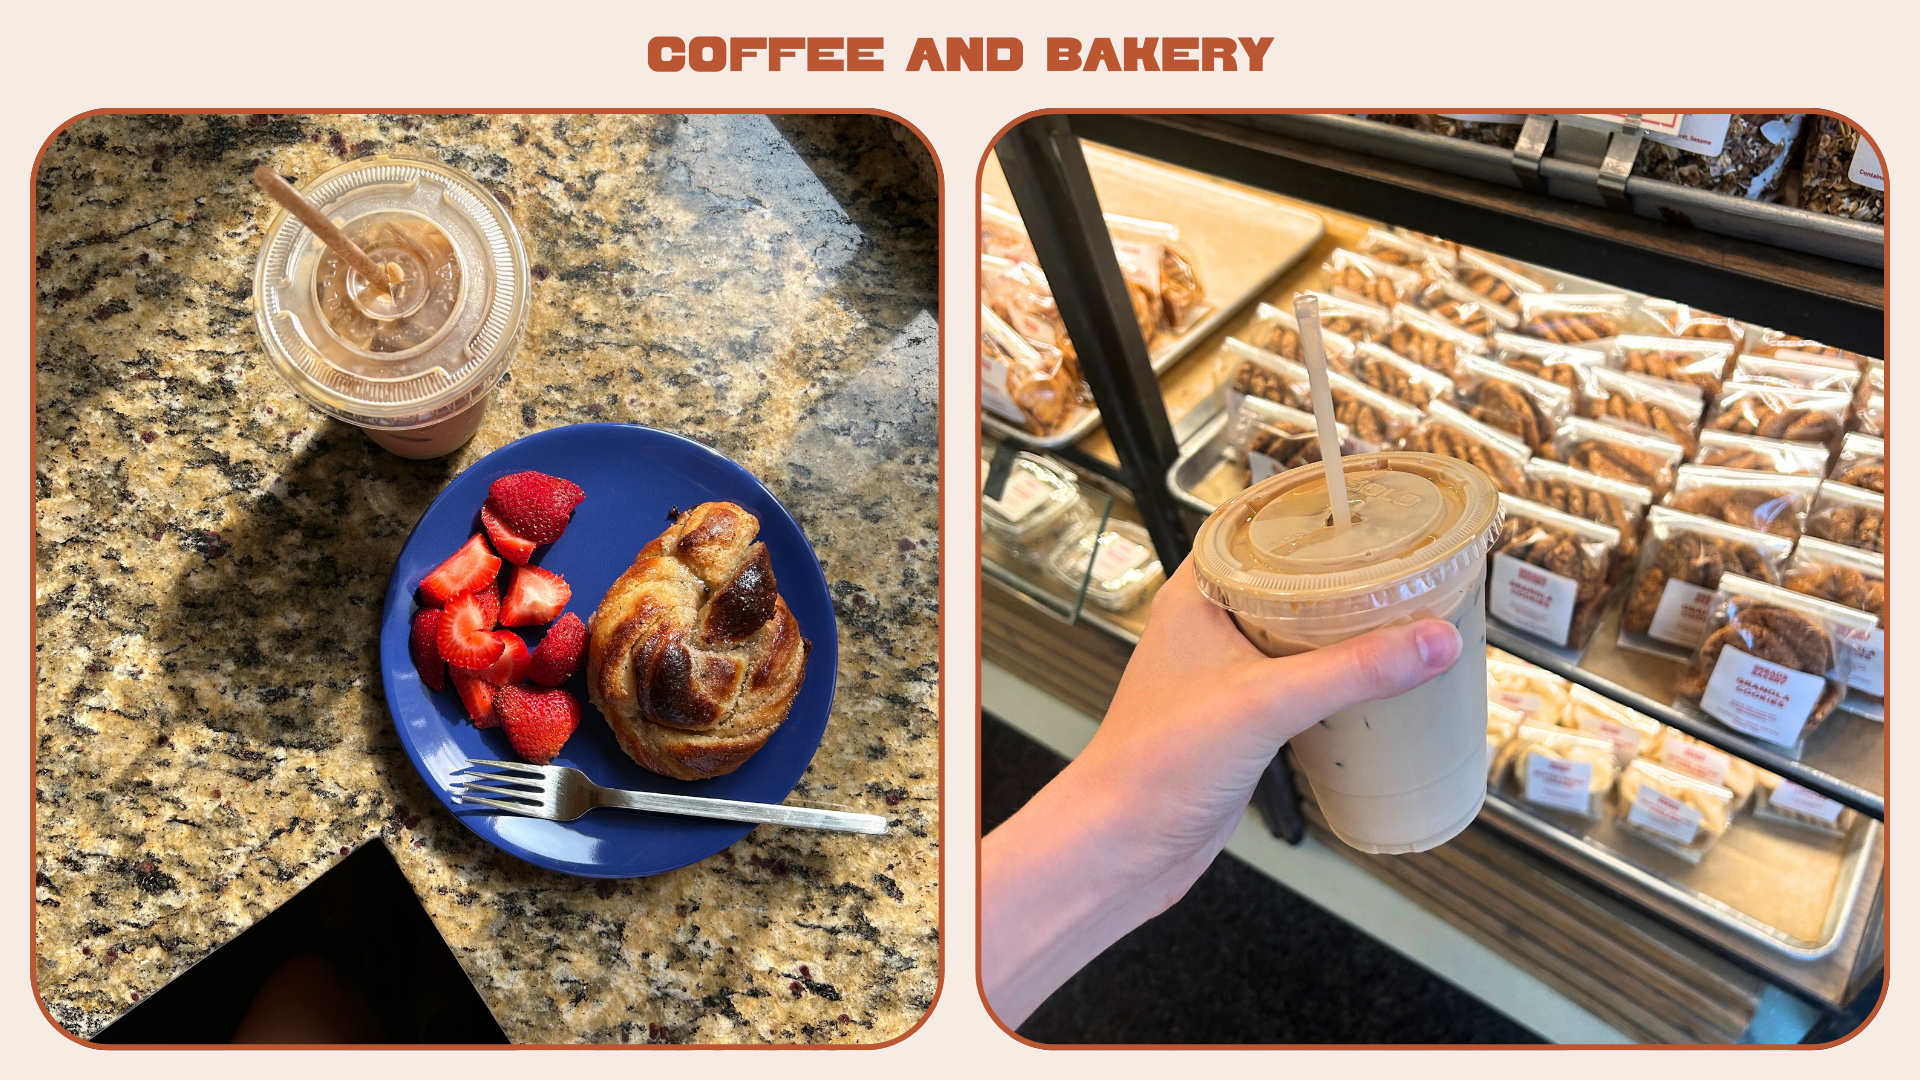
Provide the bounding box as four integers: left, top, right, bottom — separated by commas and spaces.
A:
253, 153, 529, 459
1194, 452, 1502, 854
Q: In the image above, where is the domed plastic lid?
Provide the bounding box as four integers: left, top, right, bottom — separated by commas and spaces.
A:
253, 154, 529, 429
1194, 452, 1501, 618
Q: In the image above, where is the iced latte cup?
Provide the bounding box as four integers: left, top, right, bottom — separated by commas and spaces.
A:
253, 154, 530, 459
1194, 453, 1502, 854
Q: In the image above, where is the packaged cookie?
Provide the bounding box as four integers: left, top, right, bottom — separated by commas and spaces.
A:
1695, 431, 1831, 479
1386, 303, 1489, 376
1731, 353, 1862, 396
1609, 335, 1737, 396
1797, 115, 1885, 224
1453, 248, 1549, 317
1391, 227, 1462, 267
1111, 237, 1171, 343
1803, 482, 1884, 553
1619, 506, 1794, 660
1230, 395, 1351, 484
1324, 248, 1423, 309
1744, 330, 1876, 372
1487, 701, 1524, 773
1706, 384, 1851, 446
981, 450, 1090, 558
1551, 416, 1687, 498
1579, 367, 1706, 456
1784, 537, 1885, 715
1223, 338, 1423, 451
1646, 728, 1758, 810
1567, 686, 1664, 767
1107, 213, 1209, 335
1519, 457, 1652, 579
1299, 292, 1391, 344
980, 197, 1037, 263
1357, 227, 1453, 271
1487, 656, 1573, 728
1520, 293, 1634, 345
980, 304, 1082, 436
1665, 465, 1821, 538
1414, 274, 1521, 337
1495, 724, 1618, 821
1851, 361, 1885, 437
1640, 300, 1746, 347
1402, 401, 1532, 492
1044, 517, 1165, 613
981, 255, 1080, 370
1673, 574, 1876, 750
1489, 332, 1605, 393
1487, 495, 1619, 651
1615, 760, 1736, 865
1754, 771, 1857, 837
1348, 340, 1456, 410
1829, 433, 1885, 493
1243, 301, 1363, 365
1455, 356, 1576, 454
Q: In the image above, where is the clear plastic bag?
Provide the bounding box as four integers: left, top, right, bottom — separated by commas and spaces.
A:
1386, 302, 1488, 376
1744, 330, 1875, 369
1830, 432, 1885, 493
1487, 701, 1523, 771
1579, 366, 1706, 456
1639, 300, 1746, 347
1229, 395, 1351, 483
1609, 335, 1737, 397
1487, 656, 1572, 728
1731, 353, 1862, 395
1615, 760, 1735, 864
1489, 332, 1605, 393
1243, 301, 1364, 365
1413, 274, 1520, 336
1674, 574, 1876, 749
1487, 494, 1619, 650
1551, 415, 1687, 498
1044, 517, 1165, 613
1567, 686, 1664, 767
1348, 341, 1456, 409
1107, 213, 1209, 335
981, 450, 1089, 557
1401, 401, 1532, 493
1495, 724, 1618, 820
1619, 506, 1794, 660
980, 304, 1082, 435
1783, 536, 1885, 714
1803, 482, 1884, 553
1664, 465, 1821, 538
981, 255, 1079, 368
1694, 430, 1831, 478
1324, 248, 1424, 309
980, 196, 1037, 263
1356, 227, 1451, 271
1519, 457, 1652, 581
1223, 338, 1423, 451
1111, 237, 1169, 343
1392, 227, 1463, 266
1754, 771, 1858, 836
1455, 355, 1575, 454
1520, 292, 1634, 344
1453, 248, 1549, 317
1851, 360, 1884, 437
1705, 384, 1851, 446
1646, 728, 1757, 810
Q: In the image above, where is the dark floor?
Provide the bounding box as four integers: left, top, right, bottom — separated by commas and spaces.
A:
983, 713, 1544, 1045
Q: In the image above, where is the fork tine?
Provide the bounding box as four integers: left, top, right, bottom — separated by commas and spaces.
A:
465, 758, 548, 775
454, 781, 545, 800
452, 795, 547, 816
450, 768, 543, 787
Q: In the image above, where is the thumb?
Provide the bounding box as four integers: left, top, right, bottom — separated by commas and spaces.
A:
1257, 619, 1464, 738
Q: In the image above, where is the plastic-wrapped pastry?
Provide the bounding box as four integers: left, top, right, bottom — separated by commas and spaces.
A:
1242, 301, 1363, 366
1356, 226, 1454, 270
1566, 686, 1663, 766
1452, 247, 1549, 317
1706, 384, 1851, 445
1324, 248, 1423, 309
1619, 506, 1794, 660
1664, 465, 1821, 538
1487, 656, 1573, 728
1489, 332, 1605, 392
1414, 274, 1521, 336
1731, 352, 1862, 396
1229, 396, 1352, 483
1829, 433, 1885, 493
1851, 360, 1885, 438
1519, 293, 1633, 344
1496, 725, 1618, 820
980, 304, 1082, 436
1550, 416, 1686, 498
1647, 728, 1758, 811
1609, 335, 1737, 397
1401, 401, 1531, 493
1784, 537, 1885, 717
1803, 482, 1885, 554
1743, 330, 1873, 368
1106, 213, 1209, 337
1454, 355, 1575, 454
981, 450, 1089, 560
979, 197, 1037, 263
1224, 338, 1424, 452
1043, 518, 1164, 613
1347, 341, 1456, 409
1639, 300, 1746, 347
1615, 760, 1735, 864
1487, 701, 1523, 776
1754, 771, 1857, 837
1694, 431, 1830, 479
1486, 495, 1619, 651
1386, 303, 1487, 376
1578, 367, 1705, 456
1518, 457, 1651, 580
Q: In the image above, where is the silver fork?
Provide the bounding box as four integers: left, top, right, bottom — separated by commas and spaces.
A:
451, 759, 888, 835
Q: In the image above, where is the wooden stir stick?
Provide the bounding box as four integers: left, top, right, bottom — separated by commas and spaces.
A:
252, 165, 398, 292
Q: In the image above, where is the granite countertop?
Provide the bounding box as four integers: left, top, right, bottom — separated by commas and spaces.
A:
34, 113, 940, 1044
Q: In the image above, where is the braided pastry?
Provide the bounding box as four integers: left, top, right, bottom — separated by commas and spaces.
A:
587, 502, 811, 780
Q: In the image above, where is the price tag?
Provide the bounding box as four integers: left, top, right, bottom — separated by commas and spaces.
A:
1843, 627, 1884, 697
1489, 553, 1579, 647
1659, 739, 1731, 786
1524, 754, 1594, 814
1627, 785, 1704, 845
1849, 140, 1885, 191
1090, 538, 1150, 583
1647, 579, 1717, 648
1769, 780, 1845, 824
983, 469, 1052, 524
980, 350, 1024, 423
1699, 646, 1826, 748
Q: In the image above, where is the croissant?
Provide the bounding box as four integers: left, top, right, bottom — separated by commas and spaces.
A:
586, 502, 811, 780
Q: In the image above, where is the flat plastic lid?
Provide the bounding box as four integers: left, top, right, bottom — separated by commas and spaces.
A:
1194, 452, 1501, 618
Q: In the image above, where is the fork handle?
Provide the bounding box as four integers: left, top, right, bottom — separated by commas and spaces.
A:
598, 788, 888, 835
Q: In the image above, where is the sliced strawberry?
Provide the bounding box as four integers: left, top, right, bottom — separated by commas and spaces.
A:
486, 472, 585, 545
527, 612, 587, 688
480, 503, 539, 565
474, 581, 501, 628
495, 684, 581, 764
420, 534, 501, 605
481, 632, 531, 686
437, 593, 505, 670
499, 565, 572, 627
408, 609, 447, 692
451, 668, 500, 728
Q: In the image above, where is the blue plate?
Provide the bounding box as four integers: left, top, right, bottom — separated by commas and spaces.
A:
379, 423, 839, 878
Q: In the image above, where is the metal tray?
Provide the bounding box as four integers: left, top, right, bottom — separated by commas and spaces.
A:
1480, 791, 1880, 961
982, 142, 1326, 449
1167, 409, 1241, 515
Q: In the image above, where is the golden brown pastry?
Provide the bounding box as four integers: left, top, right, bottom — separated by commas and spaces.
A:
1674, 601, 1842, 729
587, 502, 811, 780
1622, 529, 1777, 635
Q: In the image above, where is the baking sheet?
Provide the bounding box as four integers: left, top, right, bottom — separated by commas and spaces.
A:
981, 142, 1325, 448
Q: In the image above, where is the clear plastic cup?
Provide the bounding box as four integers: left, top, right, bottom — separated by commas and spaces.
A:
1194, 452, 1502, 854
252, 153, 530, 459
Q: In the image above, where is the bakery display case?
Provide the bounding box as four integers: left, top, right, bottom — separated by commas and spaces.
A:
979, 113, 1885, 1042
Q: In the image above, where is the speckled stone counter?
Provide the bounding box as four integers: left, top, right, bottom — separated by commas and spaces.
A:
34, 113, 940, 1044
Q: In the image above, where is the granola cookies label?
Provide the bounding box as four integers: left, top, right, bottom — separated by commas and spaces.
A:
1649, 578, 1718, 647
1844, 627, 1885, 697
1524, 753, 1594, 814
1700, 645, 1827, 747
1627, 785, 1704, 845
1490, 552, 1579, 647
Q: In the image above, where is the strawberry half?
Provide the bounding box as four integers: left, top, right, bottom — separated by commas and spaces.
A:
481, 631, 531, 687
409, 609, 447, 692
527, 612, 587, 688
437, 593, 506, 670
499, 565, 571, 627
474, 581, 501, 629
486, 471, 585, 545
495, 684, 581, 764
451, 668, 500, 728
420, 534, 501, 605
480, 503, 539, 565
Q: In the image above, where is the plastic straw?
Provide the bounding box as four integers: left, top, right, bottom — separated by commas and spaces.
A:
252, 165, 396, 293
1293, 293, 1351, 529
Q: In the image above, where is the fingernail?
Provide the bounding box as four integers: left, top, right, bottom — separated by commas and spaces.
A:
1415, 621, 1460, 669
